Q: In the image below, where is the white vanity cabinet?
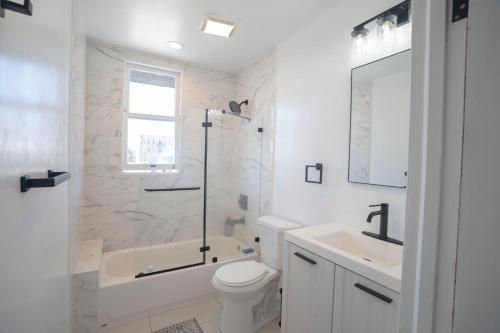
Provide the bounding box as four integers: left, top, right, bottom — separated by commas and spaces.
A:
282, 241, 400, 333
332, 266, 400, 333
281, 243, 335, 333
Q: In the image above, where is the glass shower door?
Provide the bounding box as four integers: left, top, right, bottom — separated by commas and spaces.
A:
133, 110, 208, 278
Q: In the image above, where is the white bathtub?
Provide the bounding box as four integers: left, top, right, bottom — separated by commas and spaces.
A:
98, 236, 258, 327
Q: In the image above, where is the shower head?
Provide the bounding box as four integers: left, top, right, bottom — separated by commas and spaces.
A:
229, 99, 249, 114
222, 99, 251, 122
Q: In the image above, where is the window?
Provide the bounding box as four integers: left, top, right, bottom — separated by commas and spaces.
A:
123, 63, 181, 171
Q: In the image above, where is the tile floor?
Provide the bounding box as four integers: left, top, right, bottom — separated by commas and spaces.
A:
100, 295, 280, 333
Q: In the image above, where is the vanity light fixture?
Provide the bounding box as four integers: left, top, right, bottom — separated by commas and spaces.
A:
168, 41, 184, 50
350, 0, 410, 39
201, 16, 236, 38
351, 26, 369, 39
377, 14, 397, 36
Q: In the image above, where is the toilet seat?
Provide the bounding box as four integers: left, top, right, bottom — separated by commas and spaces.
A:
214, 260, 267, 287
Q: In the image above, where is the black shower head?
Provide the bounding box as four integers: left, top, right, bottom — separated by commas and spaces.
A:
229, 99, 248, 114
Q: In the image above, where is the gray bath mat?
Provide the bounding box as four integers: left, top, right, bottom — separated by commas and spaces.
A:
153, 318, 204, 333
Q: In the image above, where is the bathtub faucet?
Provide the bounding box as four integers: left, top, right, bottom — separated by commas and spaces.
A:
224, 217, 245, 236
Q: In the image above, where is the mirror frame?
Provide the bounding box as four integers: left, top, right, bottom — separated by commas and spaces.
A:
347, 49, 411, 189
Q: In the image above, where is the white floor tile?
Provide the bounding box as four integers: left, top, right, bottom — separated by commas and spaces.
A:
200, 319, 220, 333
100, 317, 151, 333
215, 295, 224, 307
149, 298, 222, 331
257, 319, 281, 333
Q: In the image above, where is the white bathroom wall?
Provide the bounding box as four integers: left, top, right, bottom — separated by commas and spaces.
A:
0, 0, 73, 332
273, 0, 408, 239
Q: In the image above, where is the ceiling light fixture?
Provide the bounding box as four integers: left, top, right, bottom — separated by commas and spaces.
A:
201, 16, 236, 38
168, 41, 184, 50
350, 0, 410, 39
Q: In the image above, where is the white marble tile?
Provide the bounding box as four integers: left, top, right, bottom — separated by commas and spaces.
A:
73, 271, 99, 333
75, 239, 103, 274
83, 221, 134, 252
149, 298, 222, 331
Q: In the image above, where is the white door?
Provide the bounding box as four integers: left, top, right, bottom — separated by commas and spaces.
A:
333, 266, 400, 333
282, 243, 335, 333
0, 2, 72, 332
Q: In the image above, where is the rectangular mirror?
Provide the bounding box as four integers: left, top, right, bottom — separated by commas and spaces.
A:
348, 50, 411, 188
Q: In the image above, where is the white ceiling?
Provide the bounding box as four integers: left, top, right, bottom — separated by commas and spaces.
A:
82, 0, 332, 73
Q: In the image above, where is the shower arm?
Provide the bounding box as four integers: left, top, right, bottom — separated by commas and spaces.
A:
222, 109, 251, 122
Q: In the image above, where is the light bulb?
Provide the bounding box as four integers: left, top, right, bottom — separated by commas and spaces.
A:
377, 14, 397, 37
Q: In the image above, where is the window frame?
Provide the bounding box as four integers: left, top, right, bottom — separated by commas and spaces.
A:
122, 62, 182, 172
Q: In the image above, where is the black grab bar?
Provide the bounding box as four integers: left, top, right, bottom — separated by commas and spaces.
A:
144, 187, 201, 192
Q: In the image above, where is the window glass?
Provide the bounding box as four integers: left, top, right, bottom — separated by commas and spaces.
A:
129, 80, 176, 117
127, 117, 176, 166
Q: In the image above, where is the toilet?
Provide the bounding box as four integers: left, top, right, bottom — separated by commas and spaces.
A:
212, 216, 302, 333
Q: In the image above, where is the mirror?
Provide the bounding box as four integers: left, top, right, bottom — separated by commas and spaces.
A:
348, 50, 411, 188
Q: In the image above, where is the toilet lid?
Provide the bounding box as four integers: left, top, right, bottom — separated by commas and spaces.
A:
215, 260, 267, 287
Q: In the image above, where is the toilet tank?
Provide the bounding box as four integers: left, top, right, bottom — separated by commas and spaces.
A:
257, 216, 302, 270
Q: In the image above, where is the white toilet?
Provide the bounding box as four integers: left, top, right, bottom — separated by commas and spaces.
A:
212, 216, 301, 333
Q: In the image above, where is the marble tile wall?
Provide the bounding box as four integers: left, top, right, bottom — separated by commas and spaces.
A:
72, 240, 103, 333
82, 40, 239, 252
229, 52, 277, 247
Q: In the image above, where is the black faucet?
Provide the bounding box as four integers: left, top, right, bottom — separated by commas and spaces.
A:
363, 203, 403, 245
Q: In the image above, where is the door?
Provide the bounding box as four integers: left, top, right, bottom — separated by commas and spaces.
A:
282, 243, 335, 333
0, 2, 73, 332
333, 266, 400, 333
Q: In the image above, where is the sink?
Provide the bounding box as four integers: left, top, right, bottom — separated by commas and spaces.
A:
313, 231, 402, 268
285, 223, 403, 292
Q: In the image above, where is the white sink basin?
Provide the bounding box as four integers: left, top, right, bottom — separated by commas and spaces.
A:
313, 231, 402, 268
285, 223, 404, 292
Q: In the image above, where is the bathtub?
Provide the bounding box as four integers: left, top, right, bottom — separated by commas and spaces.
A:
98, 236, 258, 327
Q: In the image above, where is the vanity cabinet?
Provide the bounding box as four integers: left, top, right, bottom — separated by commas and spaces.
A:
332, 266, 400, 333
281, 243, 335, 333
282, 242, 400, 333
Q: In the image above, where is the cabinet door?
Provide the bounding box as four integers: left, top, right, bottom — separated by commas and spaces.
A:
332, 266, 400, 333
282, 243, 335, 333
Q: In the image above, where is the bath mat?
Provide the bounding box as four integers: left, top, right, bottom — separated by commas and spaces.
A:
153, 318, 204, 333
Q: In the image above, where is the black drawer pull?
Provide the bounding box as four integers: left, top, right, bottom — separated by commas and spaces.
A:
354, 283, 393, 303
294, 252, 317, 265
